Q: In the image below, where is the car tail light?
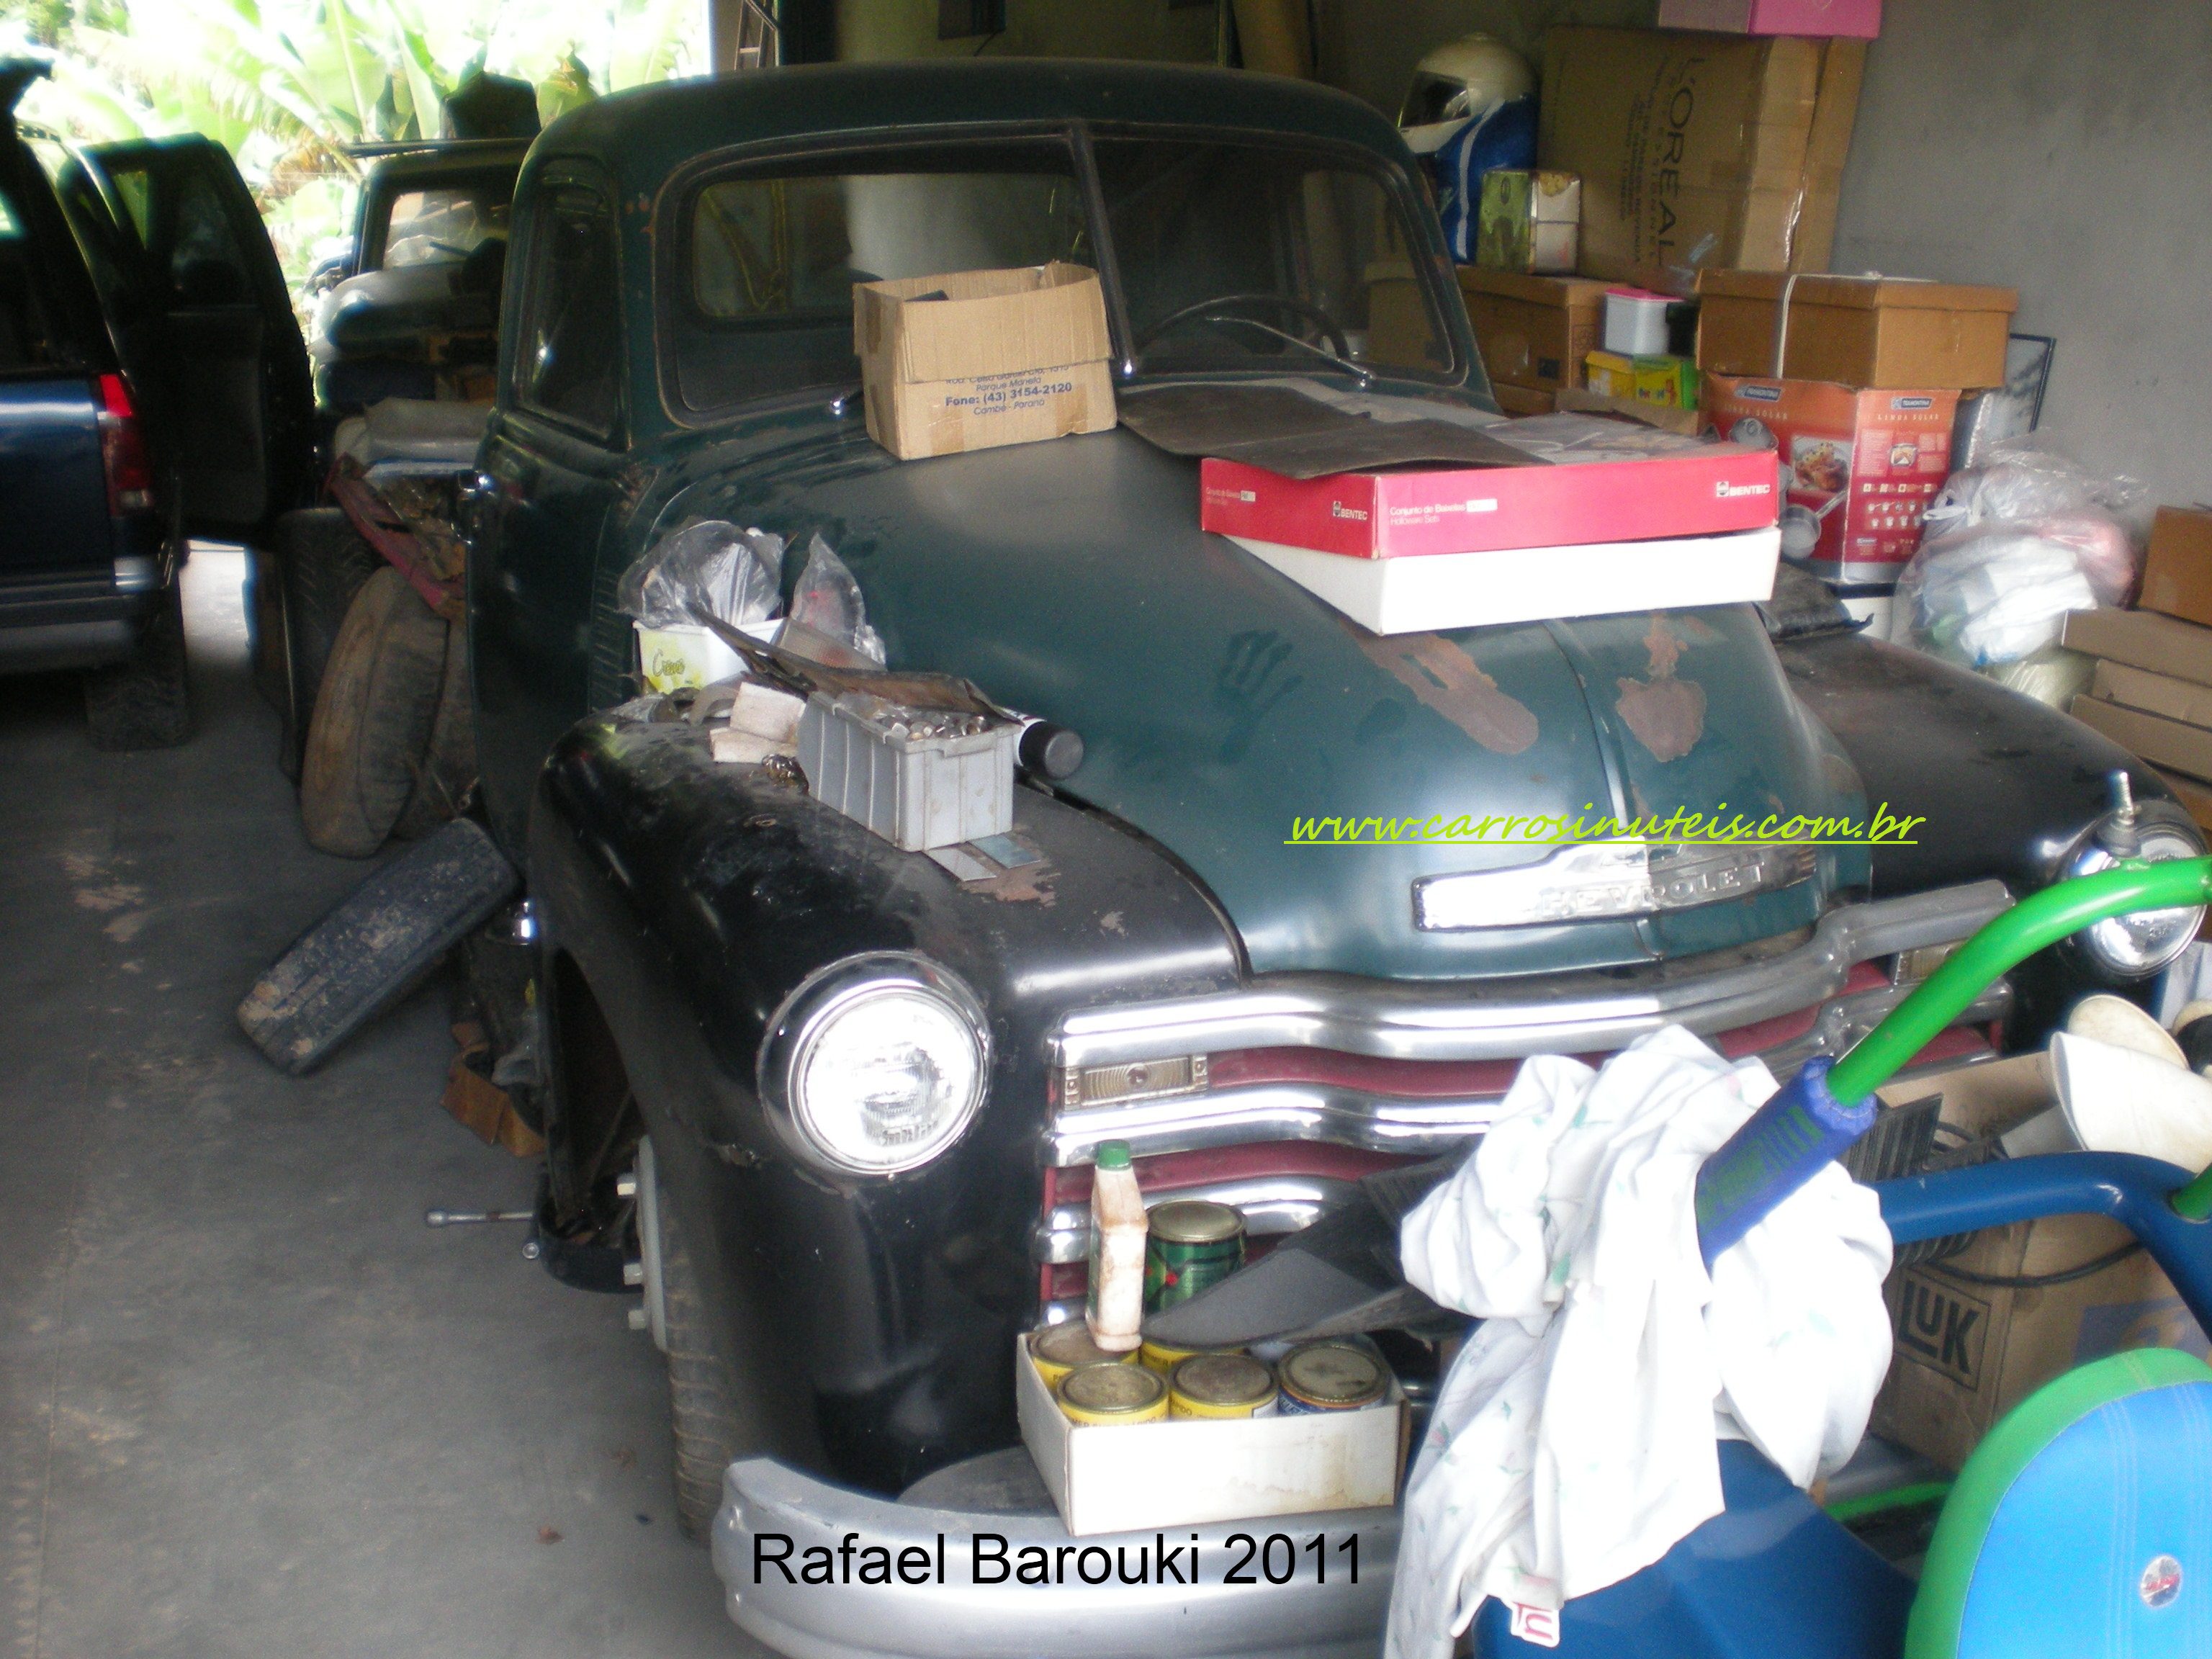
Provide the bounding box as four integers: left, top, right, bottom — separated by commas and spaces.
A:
96, 372, 156, 516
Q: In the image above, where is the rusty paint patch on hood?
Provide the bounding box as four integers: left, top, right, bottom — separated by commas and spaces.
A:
1359, 634, 1538, 755
1614, 615, 1707, 763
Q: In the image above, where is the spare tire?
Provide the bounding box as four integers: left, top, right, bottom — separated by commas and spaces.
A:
391, 614, 477, 840
274, 508, 380, 781
301, 568, 447, 858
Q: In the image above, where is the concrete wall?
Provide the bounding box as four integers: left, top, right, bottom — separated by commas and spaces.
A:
1828, 0, 2212, 508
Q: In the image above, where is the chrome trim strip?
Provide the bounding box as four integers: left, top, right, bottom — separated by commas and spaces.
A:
1054, 881, 2012, 1069
1043, 979, 2014, 1167
1047, 1083, 1507, 1167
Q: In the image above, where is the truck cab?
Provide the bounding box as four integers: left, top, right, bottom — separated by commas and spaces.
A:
457, 60, 2200, 1658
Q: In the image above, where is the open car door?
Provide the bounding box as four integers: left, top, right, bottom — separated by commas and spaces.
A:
71, 135, 313, 537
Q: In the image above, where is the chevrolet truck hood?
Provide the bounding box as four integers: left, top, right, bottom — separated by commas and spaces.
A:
673, 422, 1865, 981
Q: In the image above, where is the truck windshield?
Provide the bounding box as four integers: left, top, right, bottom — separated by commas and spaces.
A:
374, 172, 515, 271
1091, 135, 1441, 379
675, 138, 1088, 413
669, 130, 1448, 417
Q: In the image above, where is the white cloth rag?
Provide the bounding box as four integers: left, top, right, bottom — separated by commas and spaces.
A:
1383, 1026, 1893, 1659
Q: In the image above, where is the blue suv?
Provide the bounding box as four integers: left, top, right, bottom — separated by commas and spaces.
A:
0, 61, 312, 747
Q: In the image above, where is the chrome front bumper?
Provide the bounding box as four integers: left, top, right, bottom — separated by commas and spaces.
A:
714, 1458, 1398, 1659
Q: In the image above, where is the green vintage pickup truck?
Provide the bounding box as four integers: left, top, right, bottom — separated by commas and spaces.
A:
451, 58, 2198, 1658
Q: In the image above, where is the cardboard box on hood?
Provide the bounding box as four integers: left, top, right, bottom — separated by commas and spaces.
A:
1539, 28, 1866, 282
855, 262, 1116, 461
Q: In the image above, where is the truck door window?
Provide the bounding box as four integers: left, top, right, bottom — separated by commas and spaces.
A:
167, 165, 253, 305
672, 140, 1084, 415
0, 181, 70, 372
515, 183, 622, 438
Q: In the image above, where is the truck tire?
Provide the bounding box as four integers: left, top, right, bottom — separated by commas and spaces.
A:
656, 1175, 748, 1542
390, 617, 476, 840
300, 568, 446, 858
275, 508, 379, 781
246, 543, 289, 713
84, 580, 192, 751
236, 817, 518, 1074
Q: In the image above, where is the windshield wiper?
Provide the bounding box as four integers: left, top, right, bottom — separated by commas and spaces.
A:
1198, 315, 1375, 387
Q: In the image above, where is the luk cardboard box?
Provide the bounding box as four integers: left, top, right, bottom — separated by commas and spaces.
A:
1696, 272, 2018, 391
855, 263, 1115, 461
1539, 29, 1867, 281
2139, 506, 2212, 631
1658, 0, 1883, 35
1871, 1053, 2211, 1470
1701, 374, 1958, 583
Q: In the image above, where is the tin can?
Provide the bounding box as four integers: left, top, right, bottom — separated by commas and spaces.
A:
1277, 1340, 1388, 1414
1169, 1353, 1279, 1419
1058, 1360, 1169, 1426
1030, 1322, 1136, 1390
1144, 1199, 1246, 1313
1137, 1336, 1244, 1376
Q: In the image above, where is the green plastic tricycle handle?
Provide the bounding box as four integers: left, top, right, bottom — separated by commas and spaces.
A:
1822, 855, 2212, 1215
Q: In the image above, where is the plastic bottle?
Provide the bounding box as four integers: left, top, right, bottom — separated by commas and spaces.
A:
1085, 1141, 1146, 1352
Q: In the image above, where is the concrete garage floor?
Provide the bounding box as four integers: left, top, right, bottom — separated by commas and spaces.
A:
1, 552, 762, 1659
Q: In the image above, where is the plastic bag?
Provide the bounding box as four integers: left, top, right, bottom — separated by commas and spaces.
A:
617, 521, 784, 631
778, 534, 886, 667
1892, 440, 2147, 670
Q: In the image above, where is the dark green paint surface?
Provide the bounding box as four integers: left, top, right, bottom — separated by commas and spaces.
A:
475, 60, 1868, 982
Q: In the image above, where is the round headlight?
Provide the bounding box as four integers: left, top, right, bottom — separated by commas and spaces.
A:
2068, 822, 2208, 979
761, 955, 989, 1175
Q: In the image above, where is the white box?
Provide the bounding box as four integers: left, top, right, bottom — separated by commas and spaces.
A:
1015, 1339, 1404, 1538
1230, 526, 1781, 636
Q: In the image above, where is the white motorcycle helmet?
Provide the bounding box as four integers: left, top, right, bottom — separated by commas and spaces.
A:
1398, 34, 1535, 155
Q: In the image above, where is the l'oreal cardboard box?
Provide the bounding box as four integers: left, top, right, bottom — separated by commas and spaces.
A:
2139, 506, 2212, 631
1701, 376, 1959, 583
1870, 1054, 2211, 1472
1200, 413, 1779, 559
1014, 1338, 1403, 1537
855, 263, 1115, 461
1696, 272, 2019, 391
1539, 29, 1867, 280
1658, 0, 1882, 35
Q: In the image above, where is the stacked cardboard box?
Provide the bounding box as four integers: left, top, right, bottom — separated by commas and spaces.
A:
2064, 509, 2212, 834
1695, 274, 2018, 585
1538, 28, 1868, 282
